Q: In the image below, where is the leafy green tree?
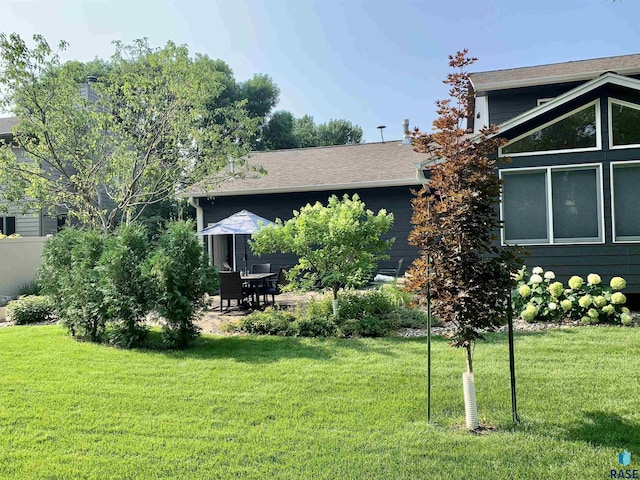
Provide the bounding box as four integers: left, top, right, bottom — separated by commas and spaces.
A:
147, 220, 219, 349
259, 113, 364, 151
251, 194, 394, 315
317, 119, 363, 146
0, 34, 257, 232
239, 73, 280, 119
406, 51, 522, 428
261, 110, 298, 150
293, 114, 318, 148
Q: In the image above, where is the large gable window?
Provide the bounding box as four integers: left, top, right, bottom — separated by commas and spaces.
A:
609, 99, 640, 148
500, 164, 603, 245
500, 101, 600, 157
611, 161, 640, 242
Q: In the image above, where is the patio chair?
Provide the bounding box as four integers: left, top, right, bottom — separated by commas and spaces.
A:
250, 263, 272, 274
377, 258, 404, 282
219, 271, 253, 312
260, 267, 290, 306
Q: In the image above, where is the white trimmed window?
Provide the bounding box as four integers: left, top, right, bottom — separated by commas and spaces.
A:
611, 161, 640, 242
500, 100, 601, 157
609, 98, 640, 149
500, 164, 604, 245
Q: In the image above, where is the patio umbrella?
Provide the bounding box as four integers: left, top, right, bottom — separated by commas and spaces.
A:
196, 210, 275, 271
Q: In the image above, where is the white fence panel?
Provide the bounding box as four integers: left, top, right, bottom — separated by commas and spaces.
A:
0, 237, 48, 296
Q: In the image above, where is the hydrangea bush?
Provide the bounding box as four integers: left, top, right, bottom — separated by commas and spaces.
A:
512, 266, 632, 326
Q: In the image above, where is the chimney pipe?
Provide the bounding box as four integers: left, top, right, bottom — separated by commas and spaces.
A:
402, 118, 411, 145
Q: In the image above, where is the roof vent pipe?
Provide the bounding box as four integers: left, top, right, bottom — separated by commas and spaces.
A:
86, 75, 97, 83
402, 118, 411, 145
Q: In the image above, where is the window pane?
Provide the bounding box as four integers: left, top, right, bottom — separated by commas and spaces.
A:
613, 164, 640, 239
503, 104, 597, 154
611, 102, 640, 146
551, 169, 599, 241
502, 171, 548, 243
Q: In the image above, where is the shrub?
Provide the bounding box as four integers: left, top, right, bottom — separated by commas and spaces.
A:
147, 220, 218, 349
100, 224, 154, 348
294, 316, 336, 337
388, 306, 433, 329
18, 280, 42, 296
38, 228, 107, 341
6, 295, 54, 325
377, 283, 415, 307
512, 266, 629, 325
226, 308, 297, 336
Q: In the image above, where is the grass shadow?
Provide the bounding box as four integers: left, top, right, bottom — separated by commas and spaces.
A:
140, 330, 334, 363
564, 410, 640, 451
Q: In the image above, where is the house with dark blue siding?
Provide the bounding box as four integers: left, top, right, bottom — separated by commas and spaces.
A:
183, 129, 427, 274
468, 53, 640, 294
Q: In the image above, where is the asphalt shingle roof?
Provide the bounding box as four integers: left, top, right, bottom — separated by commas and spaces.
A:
185, 141, 427, 197
0, 117, 18, 137
470, 53, 640, 93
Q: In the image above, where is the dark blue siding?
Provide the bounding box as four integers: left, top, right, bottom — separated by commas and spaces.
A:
488, 82, 583, 126
498, 87, 640, 293
200, 186, 419, 276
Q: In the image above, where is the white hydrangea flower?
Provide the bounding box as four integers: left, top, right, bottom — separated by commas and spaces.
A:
532, 266, 544, 275
530, 274, 543, 284
548, 302, 557, 311
544, 271, 555, 280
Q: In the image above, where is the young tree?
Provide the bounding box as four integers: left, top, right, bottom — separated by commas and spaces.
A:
406, 51, 522, 428
0, 34, 258, 232
250, 194, 394, 315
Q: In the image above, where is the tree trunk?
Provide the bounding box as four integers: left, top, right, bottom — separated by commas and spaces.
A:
332, 286, 339, 317
465, 343, 473, 374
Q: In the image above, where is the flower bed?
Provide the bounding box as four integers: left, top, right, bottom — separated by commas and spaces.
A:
512, 266, 632, 325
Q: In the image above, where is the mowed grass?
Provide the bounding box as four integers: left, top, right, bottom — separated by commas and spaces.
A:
1, 326, 639, 479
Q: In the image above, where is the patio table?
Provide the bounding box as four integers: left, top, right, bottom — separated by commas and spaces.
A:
241, 272, 277, 309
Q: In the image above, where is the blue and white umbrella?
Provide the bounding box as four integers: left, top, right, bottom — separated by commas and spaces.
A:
196, 210, 275, 271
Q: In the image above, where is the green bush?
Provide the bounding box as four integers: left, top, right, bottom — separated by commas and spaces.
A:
100, 224, 154, 348
147, 220, 219, 349
6, 295, 54, 325
227, 308, 298, 336
17, 280, 42, 296
388, 306, 433, 329
377, 283, 415, 307
229, 287, 430, 338
38, 228, 107, 341
294, 316, 336, 337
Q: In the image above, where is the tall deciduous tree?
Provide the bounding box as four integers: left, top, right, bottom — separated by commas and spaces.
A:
406, 51, 521, 427
250, 194, 394, 314
0, 34, 258, 232
259, 112, 364, 150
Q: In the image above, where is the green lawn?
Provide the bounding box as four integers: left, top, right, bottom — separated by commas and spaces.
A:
1, 326, 638, 479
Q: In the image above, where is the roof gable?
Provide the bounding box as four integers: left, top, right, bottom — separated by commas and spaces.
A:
497, 72, 640, 136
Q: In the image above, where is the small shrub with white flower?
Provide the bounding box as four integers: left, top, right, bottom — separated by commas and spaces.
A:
512, 266, 565, 322
512, 267, 632, 326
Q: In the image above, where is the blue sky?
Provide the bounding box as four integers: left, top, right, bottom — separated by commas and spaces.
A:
1, 0, 637, 142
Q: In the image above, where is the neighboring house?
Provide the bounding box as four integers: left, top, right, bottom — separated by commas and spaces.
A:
0, 77, 103, 237
183, 125, 427, 273
0, 116, 60, 237
468, 53, 640, 293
